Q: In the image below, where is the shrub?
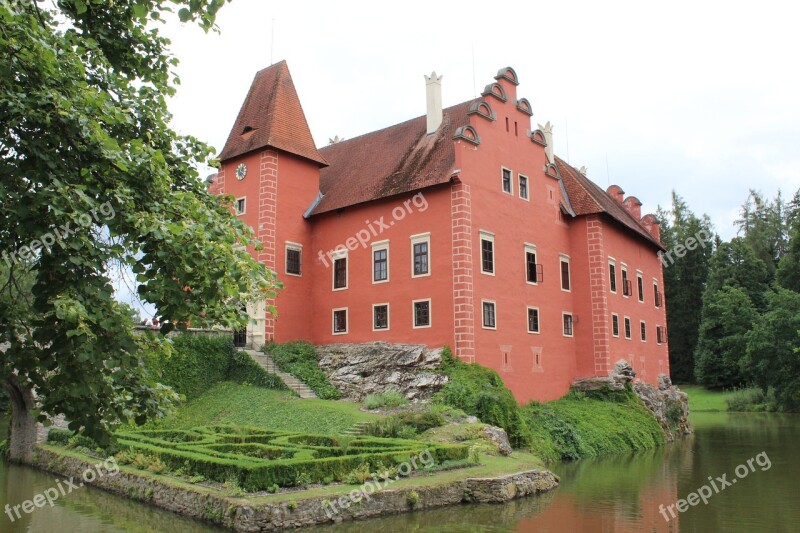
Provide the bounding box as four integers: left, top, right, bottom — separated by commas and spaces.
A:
363, 391, 408, 410
266, 341, 341, 399
47, 428, 73, 446
407, 490, 420, 508
362, 412, 445, 438
434, 347, 531, 449
726, 387, 778, 412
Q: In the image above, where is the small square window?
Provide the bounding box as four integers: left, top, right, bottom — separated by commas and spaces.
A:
286, 247, 302, 276
235, 197, 246, 215
333, 309, 348, 334
502, 168, 512, 193
519, 175, 529, 199
563, 313, 574, 337
482, 301, 496, 329
527, 307, 540, 333
413, 299, 431, 328
373, 304, 389, 330
624, 317, 632, 339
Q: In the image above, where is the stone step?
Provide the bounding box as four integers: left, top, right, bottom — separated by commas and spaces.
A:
240, 349, 317, 399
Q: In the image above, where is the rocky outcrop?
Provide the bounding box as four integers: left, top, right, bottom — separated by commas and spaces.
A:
482, 426, 513, 456
316, 342, 449, 401
572, 360, 691, 441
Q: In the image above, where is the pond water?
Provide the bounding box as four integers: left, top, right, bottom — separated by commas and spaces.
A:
2, 412, 798, 532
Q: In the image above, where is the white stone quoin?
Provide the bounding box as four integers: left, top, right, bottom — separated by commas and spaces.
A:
425, 71, 443, 134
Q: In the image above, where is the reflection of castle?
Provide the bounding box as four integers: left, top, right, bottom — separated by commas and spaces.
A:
210, 61, 670, 402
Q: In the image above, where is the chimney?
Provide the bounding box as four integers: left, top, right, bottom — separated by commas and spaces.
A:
623, 196, 642, 219
538, 121, 554, 163
640, 214, 661, 242
606, 185, 625, 204
425, 72, 443, 134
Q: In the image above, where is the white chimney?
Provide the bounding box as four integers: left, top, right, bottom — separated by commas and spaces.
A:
538, 121, 554, 163
425, 72, 443, 134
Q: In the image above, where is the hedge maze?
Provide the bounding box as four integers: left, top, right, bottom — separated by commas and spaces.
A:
114, 425, 468, 491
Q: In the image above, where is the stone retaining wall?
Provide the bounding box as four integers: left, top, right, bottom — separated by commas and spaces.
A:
31, 447, 558, 531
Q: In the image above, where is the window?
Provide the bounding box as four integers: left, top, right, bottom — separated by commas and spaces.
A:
609, 260, 617, 293
372, 242, 389, 283
501, 167, 512, 193
482, 300, 496, 329
525, 244, 541, 284
519, 175, 529, 200
612, 313, 620, 337
413, 299, 431, 328
285, 243, 302, 276
637, 272, 644, 302
332, 308, 348, 335
640, 320, 647, 342
563, 313, 574, 337
527, 307, 540, 333
410, 233, 430, 277
654, 281, 662, 307
373, 304, 389, 330
621, 266, 631, 297
333, 253, 348, 290
560, 256, 570, 291
656, 325, 664, 344
624, 317, 632, 339
235, 197, 246, 215
480, 232, 494, 275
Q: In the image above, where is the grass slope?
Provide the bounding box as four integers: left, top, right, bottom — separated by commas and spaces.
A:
681, 385, 733, 412
152, 382, 379, 434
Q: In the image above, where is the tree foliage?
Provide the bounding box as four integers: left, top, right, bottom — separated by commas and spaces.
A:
703, 238, 771, 310
656, 192, 714, 383
0, 0, 276, 449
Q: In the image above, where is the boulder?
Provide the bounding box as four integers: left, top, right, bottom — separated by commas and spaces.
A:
482, 426, 513, 456
316, 342, 449, 401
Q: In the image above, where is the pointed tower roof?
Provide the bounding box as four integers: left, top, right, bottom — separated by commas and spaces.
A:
219, 61, 327, 166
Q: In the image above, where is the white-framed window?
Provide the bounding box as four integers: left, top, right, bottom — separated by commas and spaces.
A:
235, 197, 246, 215
412, 298, 431, 328
519, 174, 529, 200
637, 271, 644, 302
608, 258, 617, 293
332, 250, 348, 290
527, 306, 540, 334
480, 231, 495, 275
373, 303, 389, 331
410, 233, 431, 278
640, 320, 647, 342
372, 240, 389, 283
621, 264, 631, 297
501, 167, 513, 194
656, 325, 664, 344
482, 300, 496, 329
525, 243, 540, 284
560, 254, 571, 292
654, 279, 662, 308
562, 312, 574, 337
332, 308, 348, 335
611, 313, 620, 337
285, 242, 302, 276
624, 316, 632, 339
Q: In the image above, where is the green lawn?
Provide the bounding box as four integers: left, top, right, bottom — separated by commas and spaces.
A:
152, 381, 381, 434
681, 385, 732, 412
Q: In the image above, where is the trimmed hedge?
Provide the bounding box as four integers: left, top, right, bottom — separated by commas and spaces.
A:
144, 334, 286, 399
265, 341, 341, 399
113, 425, 467, 491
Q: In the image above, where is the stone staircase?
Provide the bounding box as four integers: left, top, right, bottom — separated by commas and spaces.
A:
241, 348, 317, 399
341, 421, 371, 437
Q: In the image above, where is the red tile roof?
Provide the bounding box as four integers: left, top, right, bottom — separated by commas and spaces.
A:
219, 61, 327, 166
556, 156, 664, 250
310, 100, 477, 215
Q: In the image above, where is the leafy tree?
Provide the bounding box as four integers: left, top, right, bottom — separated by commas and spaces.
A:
704, 238, 770, 310
657, 192, 714, 383
743, 288, 800, 410
777, 222, 800, 292
694, 286, 757, 389
0, 0, 277, 461
735, 189, 790, 275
